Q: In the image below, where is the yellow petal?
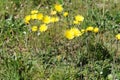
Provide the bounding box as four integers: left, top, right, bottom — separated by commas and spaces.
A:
54, 4, 63, 12
39, 24, 48, 32
31, 26, 38, 32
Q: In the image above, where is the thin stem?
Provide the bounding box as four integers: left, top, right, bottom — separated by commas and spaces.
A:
103, 0, 106, 31
112, 40, 118, 80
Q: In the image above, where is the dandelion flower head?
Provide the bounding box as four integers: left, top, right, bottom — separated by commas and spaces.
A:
54, 4, 63, 12
70, 28, 82, 37
37, 13, 43, 20
50, 10, 57, 15
43, 15, 51, 24
75, 15, 84, 22
116, 34, 120, 40
31, 26, 38, 32
64, 29, 74, 40
93, 27, 99, 33
63, 12, 68, 17
31, 14, 37, 19
31, 10, 38, 14
39, 24, 48, 32
86, 26, 94, 32
73, 20, 79, 24
24, 15, 31, 24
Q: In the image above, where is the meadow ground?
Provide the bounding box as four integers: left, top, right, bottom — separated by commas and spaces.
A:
0, 0, 120, 80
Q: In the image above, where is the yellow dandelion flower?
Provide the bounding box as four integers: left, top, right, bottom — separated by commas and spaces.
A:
81, 29, 85, 33
31, 14, 37, 19
54, 17, 59, 22
54, 4, 63, 12
31, 26, 37, 32
25, 15, 31, 21
73, 20, 80, 24
43, 15, 51, 24
51, 17, 59, 23
31, 10, 38, 14
75, 15, 84, 22
37, 13, 43, 20
70, 28, 82, 37
51, 17, 56, 23
116, 34, 120, 40
81, 29, 85, 34
64, 30, 74, 40
86, 26, 94, 32
39, 24, 48, 32
50, 10, 57, 15
24, 15, 31, 24
63, 12, 68, 17
93, 27, 99, 33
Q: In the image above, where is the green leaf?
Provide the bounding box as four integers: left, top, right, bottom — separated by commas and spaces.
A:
58, 0, 63, 4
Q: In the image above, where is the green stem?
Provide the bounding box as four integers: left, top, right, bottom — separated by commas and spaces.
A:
112, 40, 118, 80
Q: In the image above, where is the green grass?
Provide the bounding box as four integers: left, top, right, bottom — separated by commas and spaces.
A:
0, 0, 120, 80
